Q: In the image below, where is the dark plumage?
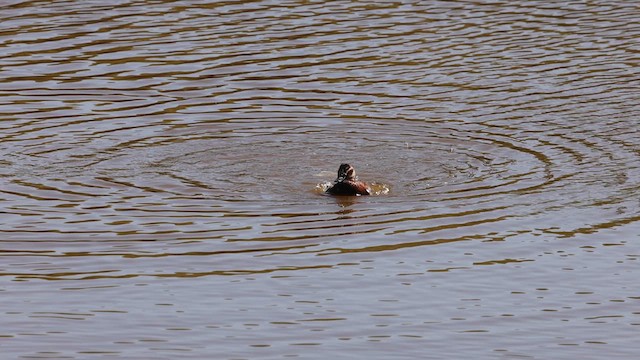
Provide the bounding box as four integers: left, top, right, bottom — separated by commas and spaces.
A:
325, 163, 371, 196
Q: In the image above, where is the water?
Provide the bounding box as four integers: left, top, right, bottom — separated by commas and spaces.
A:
1, 1, 639, 359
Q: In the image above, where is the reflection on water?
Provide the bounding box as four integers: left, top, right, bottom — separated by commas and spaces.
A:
1, 0, 639, 359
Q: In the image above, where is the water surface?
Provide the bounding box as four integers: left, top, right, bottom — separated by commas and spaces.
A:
1, 1, 639, 359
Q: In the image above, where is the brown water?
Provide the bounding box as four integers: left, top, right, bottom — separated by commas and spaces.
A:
1, 1, 639, 359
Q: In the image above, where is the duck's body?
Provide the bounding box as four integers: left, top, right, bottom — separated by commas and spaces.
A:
325, 164, 370, 196
326, 180, 371, 196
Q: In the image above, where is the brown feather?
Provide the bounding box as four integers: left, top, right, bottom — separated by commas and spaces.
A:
326, 180, 370, 196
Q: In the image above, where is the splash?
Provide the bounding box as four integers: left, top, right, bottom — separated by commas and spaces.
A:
315, 181, 333, 194
369, 182, 390, 196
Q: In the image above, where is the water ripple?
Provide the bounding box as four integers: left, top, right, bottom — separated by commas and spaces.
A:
1, 2, 639, 358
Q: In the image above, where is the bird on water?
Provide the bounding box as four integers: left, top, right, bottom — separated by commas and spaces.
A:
325, 163, 371, 196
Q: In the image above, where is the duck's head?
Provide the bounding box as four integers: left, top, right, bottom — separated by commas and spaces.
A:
336, 163, 356, 182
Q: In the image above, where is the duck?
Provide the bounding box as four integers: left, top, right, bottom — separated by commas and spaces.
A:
325, 163, 371, 196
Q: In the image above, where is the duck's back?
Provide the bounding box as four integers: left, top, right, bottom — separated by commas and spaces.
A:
326, 181, 370, 196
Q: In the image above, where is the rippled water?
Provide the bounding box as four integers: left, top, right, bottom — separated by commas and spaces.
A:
1, 1, 639, 359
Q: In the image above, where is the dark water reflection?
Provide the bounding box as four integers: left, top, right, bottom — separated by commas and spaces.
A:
1, 0, 639, 359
